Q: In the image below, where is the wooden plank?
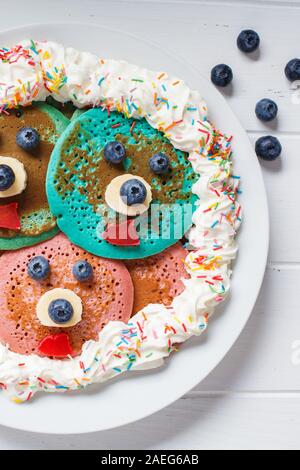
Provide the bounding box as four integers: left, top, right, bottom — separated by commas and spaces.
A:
0, 0, 299, 450
2, 1, 300, 134
0, 394, 299, 449
94, 0, 300, 5
196, 266, 300, 391
248, 134, 300, 263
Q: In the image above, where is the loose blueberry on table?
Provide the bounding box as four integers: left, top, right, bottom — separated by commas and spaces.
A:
255, 136, 282, 161
237, 29, 260, 53
211, 64, 233, 87
285, 58, 300, 82
255, 99, 278, 122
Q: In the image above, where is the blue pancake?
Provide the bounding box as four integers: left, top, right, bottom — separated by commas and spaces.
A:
46, 108, 198, 259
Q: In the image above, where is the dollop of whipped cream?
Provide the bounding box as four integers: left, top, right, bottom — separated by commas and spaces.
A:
0, 40, 241, 402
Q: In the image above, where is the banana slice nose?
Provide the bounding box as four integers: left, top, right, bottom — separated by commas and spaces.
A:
105, 174, 152, 216
0, 156, 27, 198
36, 288, 83, 328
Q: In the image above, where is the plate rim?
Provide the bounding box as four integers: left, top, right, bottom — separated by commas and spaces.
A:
0, 21, 269, 434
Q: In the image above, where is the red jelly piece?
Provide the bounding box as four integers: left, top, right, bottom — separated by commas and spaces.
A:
38, 333, 73, 358
102, 219, 140, 246
0, 203, 21, 230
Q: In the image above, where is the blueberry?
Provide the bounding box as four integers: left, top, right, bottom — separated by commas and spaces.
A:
0, 164, 15, 191
211, 64, 233, 87
16, 127, 40, 151
285, 58, 300, 82
149, 153, 170, 175
237, 30, 260, 53
72, 260, 93, 282
48, 299, 73, 324
104, 141, 126, 164
120, 179, 147, 206
255, 136, 282, 161
255, 99, 278, 122
27, 256, 50, 280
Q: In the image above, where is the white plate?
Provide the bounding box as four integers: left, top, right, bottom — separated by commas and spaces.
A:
0, 23, 269, 434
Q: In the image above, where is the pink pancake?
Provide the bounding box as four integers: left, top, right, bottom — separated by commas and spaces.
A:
0, 233, 133, 356
126, 243, 189, 315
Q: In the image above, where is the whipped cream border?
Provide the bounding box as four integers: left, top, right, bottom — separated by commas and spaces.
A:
0, 40, 241, 402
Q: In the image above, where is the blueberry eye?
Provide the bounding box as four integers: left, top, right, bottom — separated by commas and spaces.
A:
149, 153, 170, 175
16, 127, 40, 151
0, 164, 15, 191
27, 256, 50, 280
72, 260, 93, 282
104, 141, 126, 164
48, 299, 74, 324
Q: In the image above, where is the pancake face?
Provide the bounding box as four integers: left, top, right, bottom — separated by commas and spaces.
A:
0, 233, 134, 357
0, 103, 69, 250
126, 243, 189, 315
47, 108, 198, 259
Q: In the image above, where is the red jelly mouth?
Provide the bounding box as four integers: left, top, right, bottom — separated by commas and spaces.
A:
102, 219, 140, 246
38, 333, 73, 358
0, 202, 21, 230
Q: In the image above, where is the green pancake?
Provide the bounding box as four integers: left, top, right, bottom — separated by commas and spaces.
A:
0, 102, 69, 250
47, 108, 198, 260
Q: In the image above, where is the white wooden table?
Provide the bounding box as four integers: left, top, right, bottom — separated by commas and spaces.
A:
1, 0, 300, 450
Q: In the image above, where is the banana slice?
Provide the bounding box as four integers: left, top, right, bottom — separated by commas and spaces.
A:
36, 288, 83, 328
0, 156, 27, 198
105, 174, 152, 216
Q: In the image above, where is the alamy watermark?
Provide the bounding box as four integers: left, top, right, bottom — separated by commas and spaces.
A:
95, 202, 195, 241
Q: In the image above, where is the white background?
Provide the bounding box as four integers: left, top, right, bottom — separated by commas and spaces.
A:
0, 0, 300, 450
